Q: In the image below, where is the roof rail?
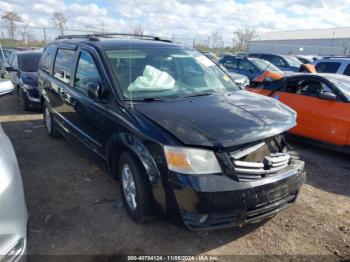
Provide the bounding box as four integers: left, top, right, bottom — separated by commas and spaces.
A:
56, 33, 173, 43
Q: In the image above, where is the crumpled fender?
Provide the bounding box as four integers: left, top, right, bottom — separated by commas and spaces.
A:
106, 133, 167, 209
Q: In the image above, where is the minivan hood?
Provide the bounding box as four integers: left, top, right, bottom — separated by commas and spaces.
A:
134, 90, 296, 148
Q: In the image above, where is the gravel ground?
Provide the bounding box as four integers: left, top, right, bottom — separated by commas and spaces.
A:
0, 93, 349, 260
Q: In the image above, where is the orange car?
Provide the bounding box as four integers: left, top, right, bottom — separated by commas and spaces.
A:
247, 73, 350, 151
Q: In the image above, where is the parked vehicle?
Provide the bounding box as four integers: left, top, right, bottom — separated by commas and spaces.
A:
0, 124, 28, 259
1, 50, 17, 79
202, 51, 218, 61
0, 79, 14, 96
314, 57, 350, 76
249, 53, 302, 72
227, 72, 250, 88
39, 34, 305, 230
219, 56, 283, 81
247, 73, 350, 152
0, 47, 13, 78
6, 50, 42, 110
295, 55, 320, 64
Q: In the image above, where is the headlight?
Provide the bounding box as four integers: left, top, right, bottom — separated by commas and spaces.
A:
164, 146, 222, 174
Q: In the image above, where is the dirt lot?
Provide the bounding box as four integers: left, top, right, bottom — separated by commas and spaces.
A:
0, 93, 349, 260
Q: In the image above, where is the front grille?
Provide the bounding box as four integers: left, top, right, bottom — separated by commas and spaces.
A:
229, 136, 290, 181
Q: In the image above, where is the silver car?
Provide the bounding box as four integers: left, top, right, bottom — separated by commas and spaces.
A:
0, 79, 14, 96
0, 124, 27, 261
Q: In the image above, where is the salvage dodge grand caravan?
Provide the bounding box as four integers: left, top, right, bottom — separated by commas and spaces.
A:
38, 34, 305, 230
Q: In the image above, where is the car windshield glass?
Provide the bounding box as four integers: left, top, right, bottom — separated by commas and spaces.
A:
105, 48, 240, 100
18, 53, 41, 72
250, 58, 282, 73
329, 77, 350, 100
282, 56, 302, 67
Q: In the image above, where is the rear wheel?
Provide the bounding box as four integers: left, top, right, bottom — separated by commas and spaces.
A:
43, 103, 61, 138
118, 152, 153, 223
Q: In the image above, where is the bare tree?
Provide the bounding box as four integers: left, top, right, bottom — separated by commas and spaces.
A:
52, 12, 67, 37
234, 28, 257, 51
1, 12, 23, 40
133, 25, 144, 36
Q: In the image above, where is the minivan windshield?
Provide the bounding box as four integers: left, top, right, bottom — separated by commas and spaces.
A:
282, 55, 302, 68
18, 53, 42, 72
249, 58, 282, 73
105, 48, 240, 100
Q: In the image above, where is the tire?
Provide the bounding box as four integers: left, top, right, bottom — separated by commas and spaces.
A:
18, 89, 29, 111
118, 152, 153, 223
43, 102, 61, 138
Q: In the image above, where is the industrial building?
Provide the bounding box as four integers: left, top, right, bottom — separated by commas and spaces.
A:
248, 27, 350, 56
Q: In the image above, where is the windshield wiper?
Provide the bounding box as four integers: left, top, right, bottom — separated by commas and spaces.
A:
181, 92, 214, 98
125, 97, 168, 102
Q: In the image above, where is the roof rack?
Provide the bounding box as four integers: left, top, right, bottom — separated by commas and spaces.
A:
56, 33, 172, 43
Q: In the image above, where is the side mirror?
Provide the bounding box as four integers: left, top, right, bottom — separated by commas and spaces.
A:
87, 81, 105, 100
319, 91, 336, 101
5, 66, 16, 72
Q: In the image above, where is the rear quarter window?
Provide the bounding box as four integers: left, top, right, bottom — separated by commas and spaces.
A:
39, 45, 56, 73
315, 62, 341, 73
53, 49, 76, 84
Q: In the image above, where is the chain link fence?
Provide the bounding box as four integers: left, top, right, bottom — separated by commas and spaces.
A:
0, 24, 240, 55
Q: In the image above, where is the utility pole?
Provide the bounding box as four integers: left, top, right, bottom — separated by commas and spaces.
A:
43, 27, 47, 44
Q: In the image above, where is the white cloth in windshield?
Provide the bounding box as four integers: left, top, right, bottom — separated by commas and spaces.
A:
127, 65, 175, 91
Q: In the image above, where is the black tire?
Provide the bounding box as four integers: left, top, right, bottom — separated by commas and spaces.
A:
18, 89, 29, 111
43, 102, 61, 138
118, 152, 153, 223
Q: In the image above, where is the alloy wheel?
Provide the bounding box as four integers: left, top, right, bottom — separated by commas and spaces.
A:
121, 164, 137, 210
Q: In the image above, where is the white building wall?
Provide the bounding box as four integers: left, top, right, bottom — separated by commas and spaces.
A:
247, 38, 350, 56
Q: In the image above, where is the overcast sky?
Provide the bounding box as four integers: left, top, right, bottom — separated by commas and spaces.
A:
1, 0, 350, 41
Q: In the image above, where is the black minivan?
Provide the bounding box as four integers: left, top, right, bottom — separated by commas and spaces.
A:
38, 34, 305, 230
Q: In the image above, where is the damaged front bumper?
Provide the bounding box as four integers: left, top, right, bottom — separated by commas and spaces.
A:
169, 159, 306, 230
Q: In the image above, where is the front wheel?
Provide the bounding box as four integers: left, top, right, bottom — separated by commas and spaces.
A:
43, 103, 61, 138
118, 152, 153, 223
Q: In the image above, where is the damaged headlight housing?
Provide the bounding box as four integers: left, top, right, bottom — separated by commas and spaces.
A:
164, 146, 222, 174
23, 84, 37, 91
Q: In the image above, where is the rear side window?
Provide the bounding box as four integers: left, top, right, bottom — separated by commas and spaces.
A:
222, 59, 238, 69
260, 54, 272, 61
74, 51, 101, 94
40, 45, 56, 73
53, 49, 75, 84
343, 64, 350, 76
239, 60, 256, 71
315, 62, 340, 73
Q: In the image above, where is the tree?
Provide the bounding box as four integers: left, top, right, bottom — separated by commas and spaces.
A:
234, 28, 258, 51
133, 25, 144, 36
1, 12, 23, 40
52, 12, 67, 37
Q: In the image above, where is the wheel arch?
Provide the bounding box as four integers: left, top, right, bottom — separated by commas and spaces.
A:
106, 133, 162, 185
106, 132, 167, 211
